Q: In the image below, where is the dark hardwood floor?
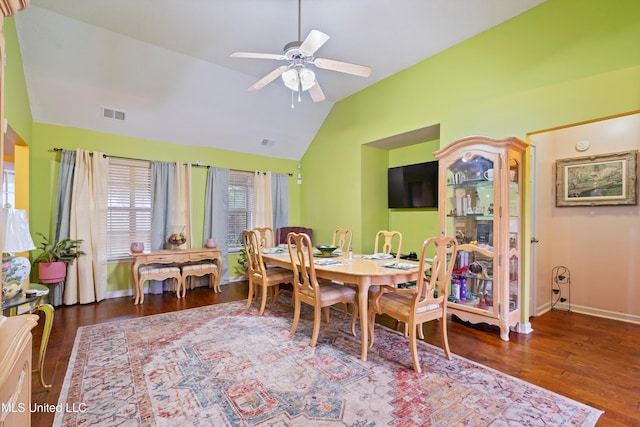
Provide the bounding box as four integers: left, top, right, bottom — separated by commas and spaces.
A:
27, 281, 639, 426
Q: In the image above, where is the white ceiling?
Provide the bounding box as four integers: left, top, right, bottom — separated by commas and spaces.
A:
15, 0, 545, 160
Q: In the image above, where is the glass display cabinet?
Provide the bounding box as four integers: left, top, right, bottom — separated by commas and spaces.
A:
434, 136, 528, 341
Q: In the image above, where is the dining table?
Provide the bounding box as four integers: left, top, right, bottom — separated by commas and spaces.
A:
260, 249, 420, 362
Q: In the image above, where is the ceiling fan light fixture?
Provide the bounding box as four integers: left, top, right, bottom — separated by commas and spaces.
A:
230, 0, 369, 103
282, 68, 316, 92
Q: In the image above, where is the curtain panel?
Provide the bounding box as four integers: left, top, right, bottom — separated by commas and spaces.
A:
253, 171, 272, 229
204, 167, 230, 282
173, 162, 193, 248
271, 173, 288, 234
150, 161, 175, 250
50, 150, 76, 306
64, 149, 108, 305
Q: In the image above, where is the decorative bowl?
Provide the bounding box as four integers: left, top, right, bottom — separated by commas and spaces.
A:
316, 245, 338, 257
167, 233, 186, 246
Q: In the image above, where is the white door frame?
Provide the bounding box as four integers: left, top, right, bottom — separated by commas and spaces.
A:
529, 144, 538, 316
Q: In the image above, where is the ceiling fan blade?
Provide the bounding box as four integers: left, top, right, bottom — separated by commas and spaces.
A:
313, 58, 371, 77
230, 52, 287, 61
299, 30, 330, 56
248, 66, 289, 92
308, 81, 325, 102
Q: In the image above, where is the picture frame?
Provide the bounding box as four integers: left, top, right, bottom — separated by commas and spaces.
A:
555, 150, 637, 207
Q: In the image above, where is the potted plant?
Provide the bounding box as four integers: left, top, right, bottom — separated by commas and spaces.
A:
33, 233, 85, 283
237, 248, 249, 278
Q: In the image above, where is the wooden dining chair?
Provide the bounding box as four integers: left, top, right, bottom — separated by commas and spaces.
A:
332, 228, 352, 252
368, 236, 458, 373
253, 226, 281, 299
367, 230, 404, 299
374, 230, 403, 259
254, 227, 274, 249
242, 229, 293, 315
287, 232, 358, 347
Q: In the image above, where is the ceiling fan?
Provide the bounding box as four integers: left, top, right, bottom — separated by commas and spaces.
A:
230, 0, 371, 106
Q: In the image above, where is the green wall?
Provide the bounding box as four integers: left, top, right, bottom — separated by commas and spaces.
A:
300, 0, 640, 320
4, 17, 32, 143
360, 145, 387, 252
29, 124, 301, 290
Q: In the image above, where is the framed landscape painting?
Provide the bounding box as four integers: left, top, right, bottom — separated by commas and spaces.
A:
555, 150, 637, 207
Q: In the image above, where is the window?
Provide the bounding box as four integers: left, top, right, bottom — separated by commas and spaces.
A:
2, 167, 15, 208
227, 171, 254, 251
107, 159, 151, 260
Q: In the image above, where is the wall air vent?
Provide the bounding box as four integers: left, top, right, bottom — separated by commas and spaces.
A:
261, 139, 275, 147
102, 107, 126, 121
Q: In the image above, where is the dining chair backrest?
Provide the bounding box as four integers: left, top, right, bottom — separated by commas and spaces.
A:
415, 236, 458, 308
332, 228, 352, 252
254, 227, 274, 248
374, 230, 402, 259
287, 232, 320, 300
242, 229, 267, 279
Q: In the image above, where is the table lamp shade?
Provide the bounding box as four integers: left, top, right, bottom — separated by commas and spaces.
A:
2, 207, 36, 298
2, 207, 36, 253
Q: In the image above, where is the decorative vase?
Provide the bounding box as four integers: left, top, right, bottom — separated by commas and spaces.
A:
38, 261, 67, 284
130, 242, 144, 253
2, 255, 32, 289
205, 238, 217, 248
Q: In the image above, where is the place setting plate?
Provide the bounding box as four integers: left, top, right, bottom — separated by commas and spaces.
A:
380, 261, 418, 270
314, 258, 343, 266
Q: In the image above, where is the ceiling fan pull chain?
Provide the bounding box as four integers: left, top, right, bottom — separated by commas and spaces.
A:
291, 90, 295, 109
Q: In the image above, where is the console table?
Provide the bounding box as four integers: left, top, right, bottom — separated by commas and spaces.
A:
131, 248, 223, 300
2, 283, 54, 390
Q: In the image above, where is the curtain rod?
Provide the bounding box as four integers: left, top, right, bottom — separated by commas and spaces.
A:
51, 148, 293, 176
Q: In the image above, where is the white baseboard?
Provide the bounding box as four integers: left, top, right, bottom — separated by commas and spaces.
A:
514, 322, 533, 334
535, 301, 640, 325
106, 289, 134, 299
105, 281, 232, 300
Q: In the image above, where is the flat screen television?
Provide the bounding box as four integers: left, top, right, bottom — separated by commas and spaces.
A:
388, 161, 438, 208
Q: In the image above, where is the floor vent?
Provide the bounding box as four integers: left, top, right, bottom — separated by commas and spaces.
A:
102, 107, 126, 121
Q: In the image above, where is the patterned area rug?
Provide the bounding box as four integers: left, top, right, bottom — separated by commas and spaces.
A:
54, 297, 602, 426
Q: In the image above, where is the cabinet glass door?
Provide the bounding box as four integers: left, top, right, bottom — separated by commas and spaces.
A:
446, 153, 497, 315
507, 157, 521, 313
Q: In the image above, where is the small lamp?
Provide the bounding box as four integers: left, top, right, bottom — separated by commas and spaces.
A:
2, 205, 36, 299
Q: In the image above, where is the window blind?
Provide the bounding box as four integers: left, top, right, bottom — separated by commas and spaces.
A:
227, 171, 254, 250
107, 158, 151, 260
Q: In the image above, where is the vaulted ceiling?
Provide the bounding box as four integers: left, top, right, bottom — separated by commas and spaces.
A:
15, 0, 545, 160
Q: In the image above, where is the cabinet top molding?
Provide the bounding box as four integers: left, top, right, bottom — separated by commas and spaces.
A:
0, 0, 29, 17
434, 135, 528, 159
